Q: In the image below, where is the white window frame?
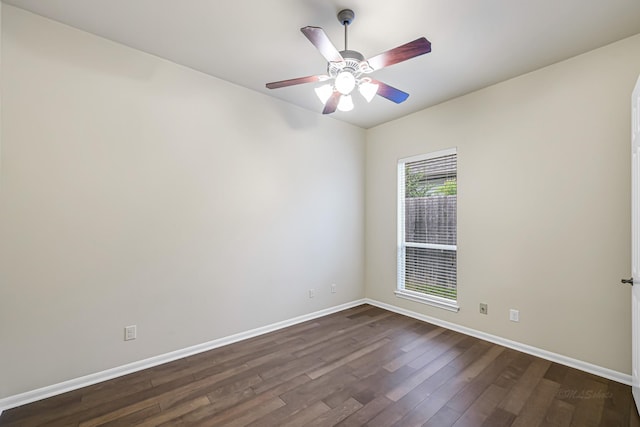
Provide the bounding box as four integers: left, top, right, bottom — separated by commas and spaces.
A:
396, 148, 459, 312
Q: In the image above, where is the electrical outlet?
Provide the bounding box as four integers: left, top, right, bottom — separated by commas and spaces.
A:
331, 284, 337, 294
124, 325, 137, 341
479, 303, 488, 315
510, 309, 520, 322
309, 289, 315, 298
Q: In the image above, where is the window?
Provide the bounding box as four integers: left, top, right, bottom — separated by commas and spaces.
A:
396, 148, 458, 312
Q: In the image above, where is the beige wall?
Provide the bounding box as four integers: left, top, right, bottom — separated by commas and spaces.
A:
0, 6, 365, 398
366, 34, 640, 374
2, 2, 640, 401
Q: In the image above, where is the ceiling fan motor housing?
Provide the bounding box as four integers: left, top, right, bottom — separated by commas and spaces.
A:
328, 50, 370, 79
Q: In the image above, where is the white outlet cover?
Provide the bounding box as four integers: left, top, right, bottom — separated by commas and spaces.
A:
509, 309, 520, 322
125, 325, 137, 340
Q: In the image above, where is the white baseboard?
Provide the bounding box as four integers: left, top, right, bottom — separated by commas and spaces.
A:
365, 298, 632, 386
0, 299, 366, 414
1, 296, 630, 417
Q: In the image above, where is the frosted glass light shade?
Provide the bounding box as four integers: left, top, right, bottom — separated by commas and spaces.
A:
314, 84, 333, 104
359, 80, 379, 103
337, 95, 354, 112
335, 72, 356, 95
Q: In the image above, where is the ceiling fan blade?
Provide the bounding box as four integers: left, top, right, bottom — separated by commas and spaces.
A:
301, 26, 345, 63
266, 75, 326, 89
366, 37, 431, 71
370, 79, 409, 104
322, 91, 341, 114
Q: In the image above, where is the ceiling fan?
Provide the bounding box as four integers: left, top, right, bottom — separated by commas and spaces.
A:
266, 9, 431, 114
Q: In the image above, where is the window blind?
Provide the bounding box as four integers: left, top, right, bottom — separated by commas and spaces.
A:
398, 150, 457, 303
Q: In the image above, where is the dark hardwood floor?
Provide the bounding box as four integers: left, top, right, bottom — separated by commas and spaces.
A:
1, 304, 638, 426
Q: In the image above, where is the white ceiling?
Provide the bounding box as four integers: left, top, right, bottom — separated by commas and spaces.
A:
4, 0, 640, 129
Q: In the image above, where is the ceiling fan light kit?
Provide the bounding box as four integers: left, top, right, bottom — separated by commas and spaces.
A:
266, 9, 431, 114
337, 94, 354, 112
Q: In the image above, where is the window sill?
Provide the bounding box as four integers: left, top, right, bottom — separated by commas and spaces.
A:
394, 290, 460, 312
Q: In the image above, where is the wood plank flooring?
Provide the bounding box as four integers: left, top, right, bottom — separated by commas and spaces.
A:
1, 304, 639, 426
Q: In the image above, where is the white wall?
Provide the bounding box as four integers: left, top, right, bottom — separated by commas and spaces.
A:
0, 5, 366, 398
366, 34, 640, 374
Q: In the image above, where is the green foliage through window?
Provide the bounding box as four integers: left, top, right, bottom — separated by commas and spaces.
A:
405, 168, 457, 197
437, 179, 457, 196
405, 169, 429, 197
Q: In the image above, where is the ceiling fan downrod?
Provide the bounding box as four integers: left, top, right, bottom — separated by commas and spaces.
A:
338, 9, 355, 51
